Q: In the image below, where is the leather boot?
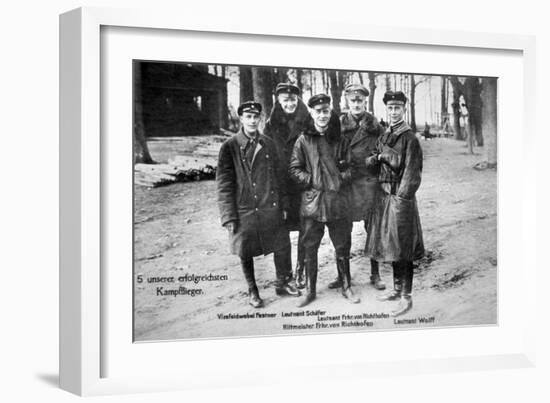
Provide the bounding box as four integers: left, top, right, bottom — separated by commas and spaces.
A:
391, 261, 413, 317
328, 252, 343, 289
296, 254, 317, 308
339, 257, 360, 303
241, 258, 263, 308
377, 261, 402, 301
369, 259, 386, 290
274, 247, 300, 297
294, 239, 306, 289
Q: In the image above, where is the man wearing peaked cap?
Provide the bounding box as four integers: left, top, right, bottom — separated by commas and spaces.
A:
237, 101, 262, 116
382, 90, 408, 105
365, 90, 424, 317
217, 100, 300, 309
344, 83, 370, 98
264, 83, 311, 290
289, 93, 360, 307
275, 83, 301, 97
334, 82, 387, 293
307, 93, 332, 108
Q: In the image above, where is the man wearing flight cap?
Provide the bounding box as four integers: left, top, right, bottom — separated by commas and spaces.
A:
365, 91, 425, 317
289, 93, 359, 307
264, 83, 311, 290
326, 83, 386, 292
217, 101, 300, 308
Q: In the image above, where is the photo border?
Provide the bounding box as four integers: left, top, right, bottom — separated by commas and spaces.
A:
59, 6, 537, 396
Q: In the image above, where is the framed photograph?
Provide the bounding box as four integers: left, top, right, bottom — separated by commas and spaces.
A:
60, 6, 537, 396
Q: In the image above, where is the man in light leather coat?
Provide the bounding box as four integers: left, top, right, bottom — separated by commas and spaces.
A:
289, 94, 359, 308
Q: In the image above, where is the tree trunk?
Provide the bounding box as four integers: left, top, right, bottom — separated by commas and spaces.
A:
409, 75, 417, 133
368, 72, 376, 114
275, 68, 288, 84
385, 74, 392, 92
463, 77, 484, 146
133, 62, 154, 164
328, 70, 343, 115
296, 69, 303, 93
449, 76, 465, 140
466, 118, 474, 154
239, 66, 253, 104
481, 78, 497, 167
251, 67, 274, 129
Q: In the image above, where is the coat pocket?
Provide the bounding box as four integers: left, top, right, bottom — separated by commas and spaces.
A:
300, 188, 321, 218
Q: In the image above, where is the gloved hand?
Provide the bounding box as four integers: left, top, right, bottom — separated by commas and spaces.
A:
365, 153, 380, 168
378, 145, 400, 171
336, 159, 349, 172
224, 220, 239, 234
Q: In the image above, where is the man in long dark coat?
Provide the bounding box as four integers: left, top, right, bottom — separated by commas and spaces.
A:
289, 94, 359, 307
365, 91, 425, 317
264, 83, 311, 290
217, 101, 300, 308
327, 83, 386, 291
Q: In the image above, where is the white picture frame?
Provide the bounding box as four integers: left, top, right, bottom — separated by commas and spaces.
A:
59, 6, 537, 396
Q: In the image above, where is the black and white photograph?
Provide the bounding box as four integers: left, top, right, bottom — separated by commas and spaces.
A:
132, 61, 498, 342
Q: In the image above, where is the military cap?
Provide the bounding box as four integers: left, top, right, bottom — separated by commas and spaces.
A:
237, 101, 262, 116
275, 83, 300, 96
383, 91, 408, 105
344, 83, 370, 98
307, 93, 331, 108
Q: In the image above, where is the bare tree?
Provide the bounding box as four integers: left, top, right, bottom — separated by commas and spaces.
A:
252, 67, 274, 129
296, 69, 303, 93
133, 62, 155, 164
239, 66, 253, 104
463, 77, 483, 146
409, 75, 417, 132
385, 74, 392, 92
479, 78, 497, 168
328, 70, 344, 115
367, 72, 376, 114
449, 76, 465, 140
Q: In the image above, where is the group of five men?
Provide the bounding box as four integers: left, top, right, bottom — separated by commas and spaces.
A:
216, 81, 424, 317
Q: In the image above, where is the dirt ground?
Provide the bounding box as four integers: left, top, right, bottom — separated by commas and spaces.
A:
133, 137, 497, 342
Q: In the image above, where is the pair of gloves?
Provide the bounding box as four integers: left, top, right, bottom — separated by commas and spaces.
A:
365, 145, 400, 171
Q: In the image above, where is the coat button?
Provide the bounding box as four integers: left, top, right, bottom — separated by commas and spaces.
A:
273, 202, 276, 206
255, 208, 259, 211
252, 183, 256, 186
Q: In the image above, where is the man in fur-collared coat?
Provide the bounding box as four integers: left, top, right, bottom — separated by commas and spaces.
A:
365, 91, 425, 317
264, 83, 311, 290
327, 83, 386, 292
289, 94, 359, 307
217, 101, 300, 308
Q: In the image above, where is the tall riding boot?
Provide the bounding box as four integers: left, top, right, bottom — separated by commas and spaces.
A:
296, 254, 317, 308
274, 247, 300, 297
294, 238, 306, 289
391, 261, 413, 317
339, 257, 360, 303
241, 258, 263, 308
377, 261, 402, 301
328, 252, 343, 289
369, 259, 386, 290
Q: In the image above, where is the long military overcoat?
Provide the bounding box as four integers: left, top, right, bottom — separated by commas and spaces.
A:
216, 129, 290, 259
340, 111, 383, 222
264, 99, 311, 231
365, 122, 425, 262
